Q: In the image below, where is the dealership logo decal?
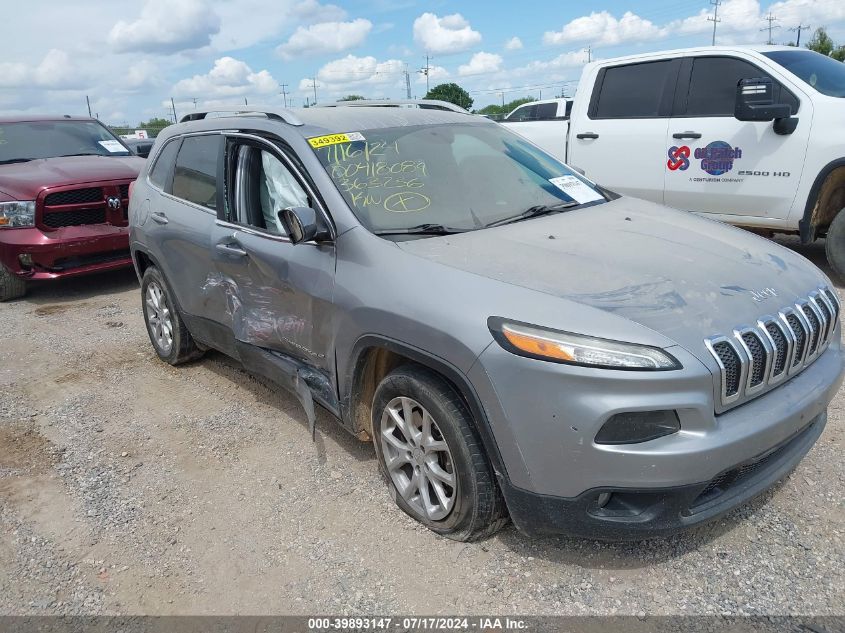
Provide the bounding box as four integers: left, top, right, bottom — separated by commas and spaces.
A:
667, 145, 690, 171
695, 141, 742, 176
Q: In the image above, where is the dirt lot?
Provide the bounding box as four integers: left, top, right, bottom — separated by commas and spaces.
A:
0, 237, 843, 616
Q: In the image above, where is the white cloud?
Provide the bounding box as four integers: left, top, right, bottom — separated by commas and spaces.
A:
172, 57, 278, 99
413, 13, 482, 54
276, 19, 372, 59
290, 0, 347, 22
504, 36, 523, 51
108, 0, 221, 54
0, 49, 87, 90
544, 11, 665, 47
308, 54, 405, 88
458, 52, 503, 76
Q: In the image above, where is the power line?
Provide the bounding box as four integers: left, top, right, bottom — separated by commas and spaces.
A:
761, 13, 780, 45
708, 0, 721, 46
789, 23, 810, 46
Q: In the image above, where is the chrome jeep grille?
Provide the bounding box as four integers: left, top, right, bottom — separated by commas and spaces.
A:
705, 287, 840, 408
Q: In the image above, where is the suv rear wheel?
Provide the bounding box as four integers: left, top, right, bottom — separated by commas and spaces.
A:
0, 264, 27, 302
372, 365, 509, 541
141, 266, 203, 365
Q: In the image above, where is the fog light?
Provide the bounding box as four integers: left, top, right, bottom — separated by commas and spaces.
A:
595, 410, 680, 445
18, 253, 33, 268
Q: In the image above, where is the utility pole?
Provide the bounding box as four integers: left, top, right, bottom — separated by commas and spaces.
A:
789, 23, 810, 46
419, 55, 431, 93
708, 0, 721, 46
280, 84, 288, 107
761, 13, 779, 45
309, 77, 318, 105
404, 68, 412, 99
170, 97, 178, 123
85, 95, 92, 118
191, 98, 198, 109
500, 92, 505, 107
584, 46, 592, 64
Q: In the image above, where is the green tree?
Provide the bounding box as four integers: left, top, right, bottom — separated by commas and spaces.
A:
832, 47, 845, 62
806, 27, 835, 56
424, 83, 473, 110
339, 95, 366, 101
137, 117, 172, 129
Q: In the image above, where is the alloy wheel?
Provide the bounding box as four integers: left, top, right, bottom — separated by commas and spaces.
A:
380, 396, 457, 521
145, 281, 173, 355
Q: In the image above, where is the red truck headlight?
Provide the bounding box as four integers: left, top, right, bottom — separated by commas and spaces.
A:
0, 201, 35, 228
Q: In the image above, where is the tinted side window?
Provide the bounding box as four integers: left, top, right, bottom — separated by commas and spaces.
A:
506, 104, 537, 122
594, 61, 673, 118
148, 138, 180, 190
685, 57, 800, 116
536, 103, 558, 120
172, 135, 222, 210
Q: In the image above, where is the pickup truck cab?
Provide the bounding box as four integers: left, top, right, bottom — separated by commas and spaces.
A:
0, 116, 144, 300
501, 46, 845, 276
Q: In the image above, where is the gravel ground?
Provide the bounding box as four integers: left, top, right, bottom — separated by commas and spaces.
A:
0, 236, 843, 616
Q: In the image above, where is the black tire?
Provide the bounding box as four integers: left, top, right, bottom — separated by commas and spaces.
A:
372, 365, 509, 541
140, 266, 203, 365
825, 208, 845, 280
0, 263, 27, 302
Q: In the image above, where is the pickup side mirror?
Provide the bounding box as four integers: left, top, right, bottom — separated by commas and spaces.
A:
277, 206, 328, 244
735, 78, 795, 133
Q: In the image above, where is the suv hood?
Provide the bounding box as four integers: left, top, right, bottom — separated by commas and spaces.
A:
0, 155, 144, 200
397, 197, 830, 357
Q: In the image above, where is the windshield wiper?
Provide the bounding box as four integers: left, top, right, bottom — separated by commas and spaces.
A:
485, 201, 580, 228
58, 153, 102, 157
0, 158, 33, 165
374, 223, 469, 236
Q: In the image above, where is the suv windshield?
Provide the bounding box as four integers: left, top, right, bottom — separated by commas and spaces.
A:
310, 122, 606, 233
764, 50, 845, 98
0, 120, 130, 164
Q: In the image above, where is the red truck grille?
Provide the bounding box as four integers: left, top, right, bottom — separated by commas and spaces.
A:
44, 187, 103, 206
43, 208, 107, 228
39, 182, 132, 230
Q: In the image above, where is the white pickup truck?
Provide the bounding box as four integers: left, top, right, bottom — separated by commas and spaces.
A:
501, 46, 845, 276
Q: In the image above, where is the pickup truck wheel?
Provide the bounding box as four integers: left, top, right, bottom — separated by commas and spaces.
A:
141, 266, 203, 365
372, 365, 509, 541
825, 209, 845, 280
0, 264, 27, 302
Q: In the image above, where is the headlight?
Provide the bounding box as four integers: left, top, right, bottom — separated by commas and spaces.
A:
488, 318, 681, 370
0, 201, 35, 228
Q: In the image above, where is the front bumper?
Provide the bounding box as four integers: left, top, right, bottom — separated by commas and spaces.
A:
0, 225, 132, 280
500, 412, 825, 540
470, 331, 844, 538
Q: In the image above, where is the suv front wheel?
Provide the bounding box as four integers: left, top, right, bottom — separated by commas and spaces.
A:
141, 266, 203, 365
372, 365, 509, 541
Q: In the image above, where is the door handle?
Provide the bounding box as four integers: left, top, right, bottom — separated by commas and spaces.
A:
576, 132, 599, 140
672, 131, 702, 139
215, 243, 248, 257
151, 212, 168, 224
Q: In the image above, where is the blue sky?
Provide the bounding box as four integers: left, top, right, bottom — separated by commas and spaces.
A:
1, 0, 843, 124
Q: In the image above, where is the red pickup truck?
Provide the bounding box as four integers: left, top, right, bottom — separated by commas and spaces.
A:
0, 116, 145, 300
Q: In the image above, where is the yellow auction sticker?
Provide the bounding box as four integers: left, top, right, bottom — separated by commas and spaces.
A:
308, 132, 365, 148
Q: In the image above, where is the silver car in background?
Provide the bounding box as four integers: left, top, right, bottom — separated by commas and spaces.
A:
128, 103, 844, 541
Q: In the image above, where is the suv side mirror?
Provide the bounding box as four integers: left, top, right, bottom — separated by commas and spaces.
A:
278, 206, 328, 244
735, 77, 792, 122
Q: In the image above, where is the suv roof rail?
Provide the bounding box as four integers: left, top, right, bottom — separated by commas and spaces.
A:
315, 99, 470, 114
179, 106, 303, 126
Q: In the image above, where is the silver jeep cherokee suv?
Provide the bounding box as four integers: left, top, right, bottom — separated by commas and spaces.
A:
128, 102, 844, 541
